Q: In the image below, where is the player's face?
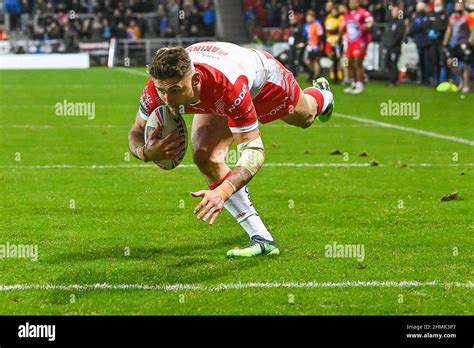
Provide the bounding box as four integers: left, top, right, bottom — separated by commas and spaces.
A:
454, 2, 464, 12
154, 73, 198, 109
391, 5, 399, 18
349, 0, 360, 10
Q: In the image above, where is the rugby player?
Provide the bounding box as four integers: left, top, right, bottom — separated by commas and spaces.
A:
128, 41, 334, 257
443, 1, 474, 93
340, 0, 374, 94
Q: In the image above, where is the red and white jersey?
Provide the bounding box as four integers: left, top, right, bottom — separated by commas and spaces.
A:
342, 7, 373, 43
139, 41, 300, 133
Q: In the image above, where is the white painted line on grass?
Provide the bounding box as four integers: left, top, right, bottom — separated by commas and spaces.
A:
115, 67, 148, 77
0, 163, 473, 169
334, 112, 474, 146
0, 281, 472, 292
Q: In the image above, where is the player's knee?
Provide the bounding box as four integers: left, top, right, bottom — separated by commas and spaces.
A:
292, 114, 313, 128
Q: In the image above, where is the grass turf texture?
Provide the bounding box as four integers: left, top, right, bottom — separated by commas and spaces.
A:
0, 67, 472, 315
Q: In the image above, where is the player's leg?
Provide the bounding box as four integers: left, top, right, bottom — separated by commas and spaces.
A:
352, 56, 365, 94
462, 63, 471, 93
312, 53, 321, 77
344, 57, 356, 93
191, 114, 278, 256
280, 78, 334, 128
254, 49, 333, 129
447, 57, 463, 86
305, 55, 315, 81
325, 44, 337, 82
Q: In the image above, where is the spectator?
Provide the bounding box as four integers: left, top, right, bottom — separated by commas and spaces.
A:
428, 0, 448, 84
127, 19, 142, 39
32, 0, 47, 15
57, 11, 69, 27
89, 16, 104, 41
159, 16, 170, 37
266, 0, 281, 27
103, 18, 112, 40
81, 17, 92, 40
287, 13, 313, 78
114, 21, 128, 38
254, 0, 268, 27
304, 10, 324, 81
409, 2, 433, 84
64, 23, 79, 52
112, 9, 124, 28
202, 3, 216, 36
44, 1, 55, 15
324, 3, 343, 82
245, 5, 257, 36
20, 0, 32, 33
44, 21, 62, 40
5, 0, 22, 30
167, 0, 180, 33
385, 3, 405, 86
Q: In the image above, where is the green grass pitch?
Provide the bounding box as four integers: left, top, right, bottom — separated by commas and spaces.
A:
0, 67, 472, 315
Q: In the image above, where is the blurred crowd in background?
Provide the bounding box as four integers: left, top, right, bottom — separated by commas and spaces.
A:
2, 0, 473, 91
2, 0, 216, 41
244, 0, 474, 92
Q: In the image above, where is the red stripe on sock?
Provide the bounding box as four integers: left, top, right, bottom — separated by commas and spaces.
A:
208, 170, 232, 190
303, 87, 324, 115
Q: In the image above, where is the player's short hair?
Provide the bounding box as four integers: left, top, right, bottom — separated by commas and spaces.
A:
147, 47, 192, 80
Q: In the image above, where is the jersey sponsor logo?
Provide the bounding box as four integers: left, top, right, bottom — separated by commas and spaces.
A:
259, 99, 287, 119
347, 21, 362, 41
228, 84, 248, 113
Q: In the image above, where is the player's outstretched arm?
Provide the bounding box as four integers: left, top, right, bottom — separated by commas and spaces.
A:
128, 111, 148, 160
191, 128, 264, 225
226, 128, 265, 193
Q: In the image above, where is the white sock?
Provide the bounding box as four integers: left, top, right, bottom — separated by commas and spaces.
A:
320, 89, 333, 112
224, 186, 274, 243
356, 81, 364, 89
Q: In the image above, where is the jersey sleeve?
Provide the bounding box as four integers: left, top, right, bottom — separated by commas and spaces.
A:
224, 75, 258, 134
138, 79, 163, 121
363, 9, 374, 23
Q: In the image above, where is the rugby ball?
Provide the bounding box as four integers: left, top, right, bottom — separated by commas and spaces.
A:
144, 105, 187, 170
